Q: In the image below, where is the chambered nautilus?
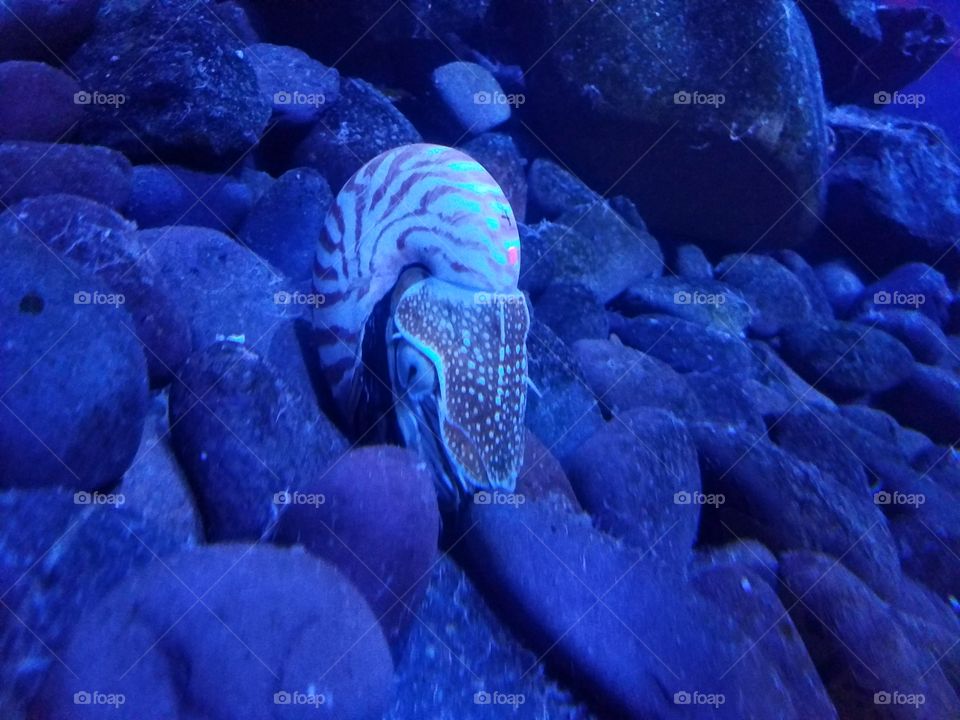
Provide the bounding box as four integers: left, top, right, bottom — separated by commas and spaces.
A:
312, 143, 530, 500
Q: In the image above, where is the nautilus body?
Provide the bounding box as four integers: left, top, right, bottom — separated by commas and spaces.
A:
313, 143, 530, 498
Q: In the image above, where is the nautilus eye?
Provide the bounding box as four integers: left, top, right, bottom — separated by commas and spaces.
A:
395, 342, 436, 399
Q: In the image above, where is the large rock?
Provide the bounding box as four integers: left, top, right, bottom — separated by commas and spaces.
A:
853, 308, 950, 365
0, 0, 100, 61
0, 61, 83, 141
769, 407, 870, 495
293, 78, 421, 191
780, 551, 960, 719
566, 408, 701, 562
126, 164, 257, 233
137, 225, 318, 406
858, 262, 953, 328
816, 260, 866, 318
0, 141, 131, 208
612, 314, 754, 376
774, 249, 835, 319
886, 468, 960, 600
246, 42, 339, 125
387, 555, 590, 719
238, 167, 331, 281
798, 1, 955, 104
876, 364, 960, 446
169, 342, 345, 541
515, 220, 588, 300
515, 429, 581, 510
0, 489, 180, 716
747, 339, 838, 414
572, 337, 700, 419
276, 446, 438, 648
715, 253, 815, 336
432, 61, 512, 135
823, 107, 960, 277
521, 0, 829, 251
0, 225, 147, 490
681, 371, 769, 435
840, 405, 935, 465
691, 564, 837, 719
120, 392, 203, 544
693, 423, 904, 602
611, 276, 753, 335
462, 497, 834, 718
0, 194, 191, 384
552, 202, 663, 302
694, 539, 779, 589
33, 545, 394, 720
524, 319, 604, 468
810, 404, 938, 498
526, 157, 599, 221
779, 319, 915, 400
673, 243, 714, 280
534, 282, 609, 345
70, 0, 271, 163
214, 0, 259, 44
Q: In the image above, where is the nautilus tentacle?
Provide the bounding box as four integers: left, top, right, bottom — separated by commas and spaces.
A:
313, 143, 529, 496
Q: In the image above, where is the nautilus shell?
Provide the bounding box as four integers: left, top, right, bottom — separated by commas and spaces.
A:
312, 143, 529, 498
